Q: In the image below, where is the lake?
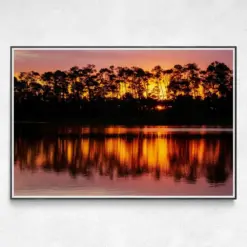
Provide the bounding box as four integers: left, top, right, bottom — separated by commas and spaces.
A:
13, 124, 234, 197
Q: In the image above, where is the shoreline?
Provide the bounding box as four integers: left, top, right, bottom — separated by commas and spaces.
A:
14, 121, 233, 128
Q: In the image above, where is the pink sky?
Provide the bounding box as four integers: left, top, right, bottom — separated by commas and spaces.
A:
14, 49, 233, 74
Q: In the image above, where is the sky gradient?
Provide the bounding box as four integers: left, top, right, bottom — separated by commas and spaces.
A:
14, 49, 233, 74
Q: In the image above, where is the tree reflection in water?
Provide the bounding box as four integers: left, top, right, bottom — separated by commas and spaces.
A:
14, 126, 233, 186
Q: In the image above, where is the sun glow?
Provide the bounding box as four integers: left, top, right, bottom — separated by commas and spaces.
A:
156, 105, 166, 111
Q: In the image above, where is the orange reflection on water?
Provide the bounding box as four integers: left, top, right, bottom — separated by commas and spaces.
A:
14, 128, 232, 184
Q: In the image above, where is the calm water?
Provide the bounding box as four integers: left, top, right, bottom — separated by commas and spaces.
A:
13, 124, 234, 197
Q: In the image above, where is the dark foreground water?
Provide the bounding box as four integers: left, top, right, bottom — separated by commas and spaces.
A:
13, 124, 234, 197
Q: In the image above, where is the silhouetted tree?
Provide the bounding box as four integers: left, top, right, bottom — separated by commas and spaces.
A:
204, 61, 232, 97
184, 63, 200, 98
14, 61, 233, 125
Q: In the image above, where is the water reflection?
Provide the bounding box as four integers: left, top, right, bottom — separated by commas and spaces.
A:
14, 125, 233, 186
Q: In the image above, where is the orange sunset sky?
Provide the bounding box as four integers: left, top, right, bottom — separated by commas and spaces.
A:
14, 49, 234, 74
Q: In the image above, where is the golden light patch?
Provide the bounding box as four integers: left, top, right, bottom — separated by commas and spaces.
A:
156, 105, 166, 111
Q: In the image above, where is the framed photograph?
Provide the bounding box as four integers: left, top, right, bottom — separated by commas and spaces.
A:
11, 46, 236, 199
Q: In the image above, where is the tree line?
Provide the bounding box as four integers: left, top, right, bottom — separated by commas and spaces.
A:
14, 61, 233, 125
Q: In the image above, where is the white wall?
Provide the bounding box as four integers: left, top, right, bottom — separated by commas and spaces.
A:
0, 0, 247, 246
